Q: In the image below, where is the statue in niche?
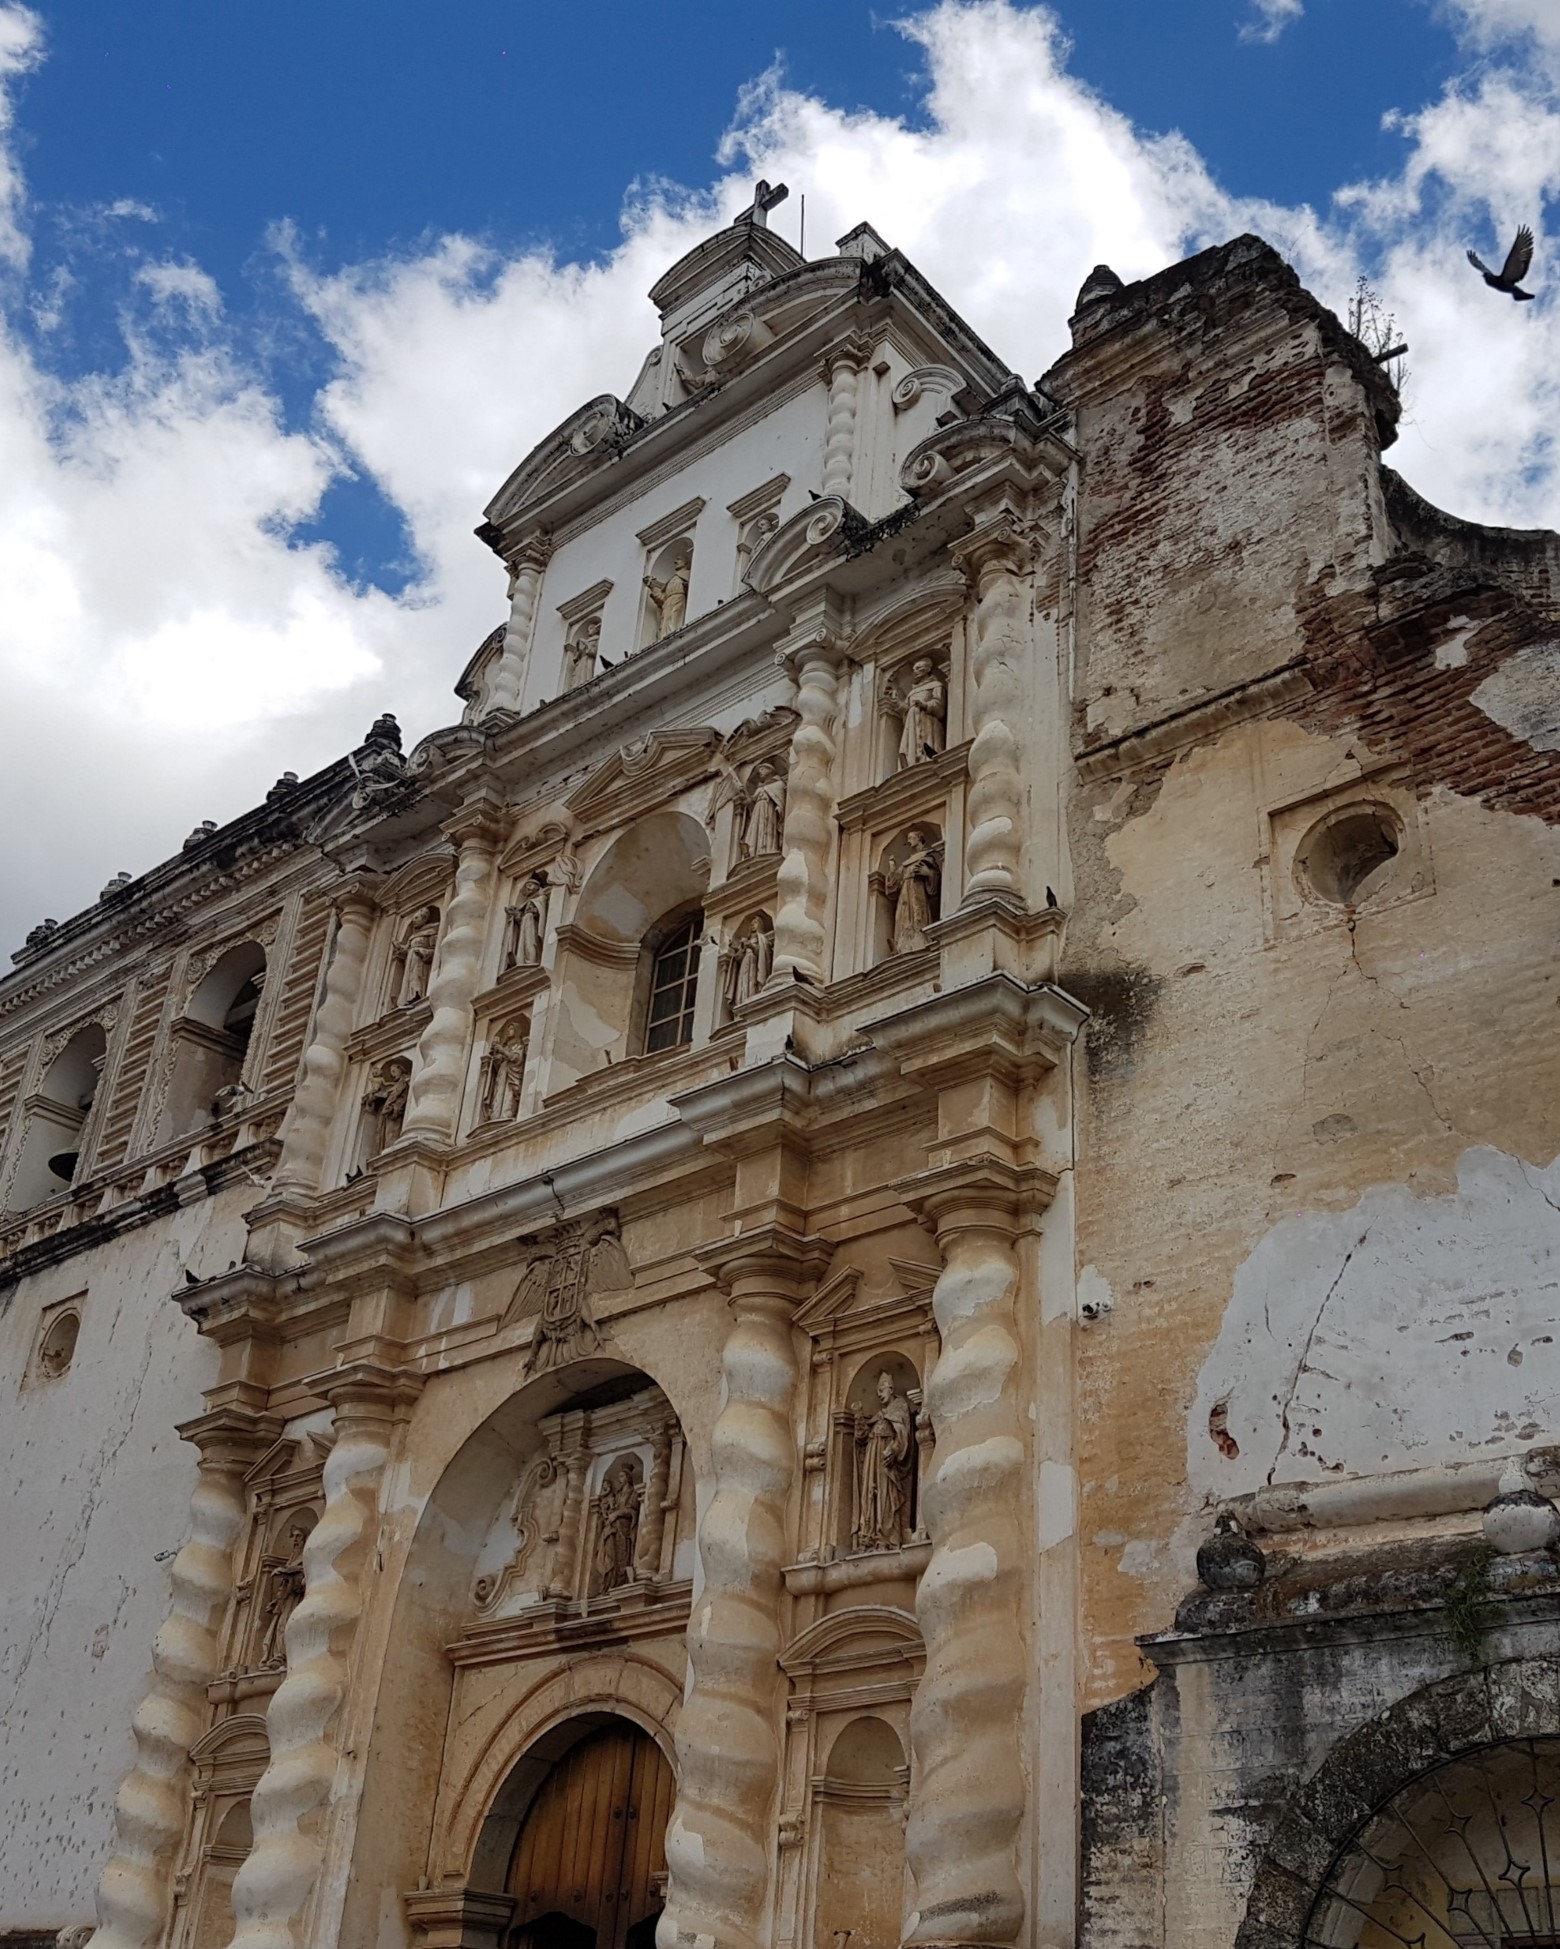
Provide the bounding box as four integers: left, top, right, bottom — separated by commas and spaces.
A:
722, 917, 774, 1015
886, 830, 943, 954
736, 506, 780, 581
591, 1454, 643, 1596
853, 1372, 915, 1552
505, 1210, 634, 1374
362, 1054, 412, 1158
502, 875, 547, 971
479, 1016, 529, 1123
563, 614, 601, 692
738, 760, 787, 860
394, 906, 440, 1008
256, 1515, 312, 1667
644, 548, 692, 641
895, 658, 948, 769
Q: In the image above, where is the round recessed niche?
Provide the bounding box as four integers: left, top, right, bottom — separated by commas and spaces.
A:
1294, 802, 1404, 909
37, 1308, 80, 1379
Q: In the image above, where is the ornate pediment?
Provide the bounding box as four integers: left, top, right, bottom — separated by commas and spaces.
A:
899, 391, 1075, 503
563, 728, 721, 833
744, 496, 868, 597
485, 394, 644, 531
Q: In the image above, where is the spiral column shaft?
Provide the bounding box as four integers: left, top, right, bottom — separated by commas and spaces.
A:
772, 637, 844, 984
403, 809, 502, 1144
272, 890, 375, 1197
961, 537, 1029, 904
485, 545, 547, 715
90, 1413, 260, 1949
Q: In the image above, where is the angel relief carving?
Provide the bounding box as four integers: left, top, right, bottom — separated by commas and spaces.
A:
502, 1211, 634, 1374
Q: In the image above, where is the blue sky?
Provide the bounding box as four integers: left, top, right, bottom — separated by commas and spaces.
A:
1, 0, 1557, 954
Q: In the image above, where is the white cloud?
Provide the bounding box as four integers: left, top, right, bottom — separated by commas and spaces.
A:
2, 0, 1560, 959
1239, 0, 1304, 45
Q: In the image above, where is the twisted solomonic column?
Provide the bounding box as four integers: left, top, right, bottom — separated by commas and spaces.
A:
958, 528, 1031, 904
484, 541, 549, 715
402, 805, 503, 1144
900, 1165, 1030, 1949
659, 1233, 819, 1949
224, 1365, 416, 1949
820, 343, 867, 501
271, 888, 377, 1198
770, 633, 846, 984
90, 1411, 265, 1949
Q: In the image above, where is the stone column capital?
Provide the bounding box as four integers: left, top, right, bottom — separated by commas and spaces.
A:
403, 1885, 517, 1949
896, 1156, 1059, 1240
694, 1224, 832, 1305
440, 793, 509, 850
505, 533, 553, 579
174, 1404, 282, 1474
308, 1358, 424, 1427
774, 623, 850, 682
330, 877, 383, 924
819, 329, 875, 381
949, 510, 1035, 586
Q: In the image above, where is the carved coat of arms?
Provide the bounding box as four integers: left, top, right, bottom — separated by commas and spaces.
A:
503, 1211, 633, 1374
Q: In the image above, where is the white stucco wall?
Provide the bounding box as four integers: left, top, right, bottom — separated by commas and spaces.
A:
1191, 1146, 1560, 1500
0, 1198, 239, 1929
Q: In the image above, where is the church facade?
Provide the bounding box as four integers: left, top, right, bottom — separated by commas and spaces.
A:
4, 198, 1560, 1949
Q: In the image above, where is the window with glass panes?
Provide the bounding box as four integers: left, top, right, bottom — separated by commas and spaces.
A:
643, 911, 702, 1053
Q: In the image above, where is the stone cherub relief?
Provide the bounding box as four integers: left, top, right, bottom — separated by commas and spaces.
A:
255, 1514, 314, 1668
722, 914, 774, 1016
643, 546, 692, 641
590, 1454, 643, 1596
479, 1015, 530, 1123
886, 829, 944, 955
361, 1054, 412, 1160
893, 657, 948, 770
392, 905, 440, 1010
501, 874, 547, 972
852, 1372, 916, 1553
503, 1210, 634, 1375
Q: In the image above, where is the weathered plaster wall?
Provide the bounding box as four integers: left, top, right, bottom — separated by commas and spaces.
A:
0, 1198, 237, 1928
1068, 713, 1560, 1703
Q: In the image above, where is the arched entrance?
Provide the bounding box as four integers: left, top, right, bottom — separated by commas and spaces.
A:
507, 1720, 674, 1949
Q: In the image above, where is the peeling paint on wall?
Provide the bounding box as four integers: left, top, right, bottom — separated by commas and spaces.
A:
1190, 1147, 1560, 1500
1470, 641, 1560, 753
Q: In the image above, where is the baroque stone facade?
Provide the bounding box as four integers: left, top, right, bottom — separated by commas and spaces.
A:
4, 198, 1560, 1949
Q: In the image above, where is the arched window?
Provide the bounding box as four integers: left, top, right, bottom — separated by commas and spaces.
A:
7, 1022, 108, 1211
158, 941, 266, 1143
641, 909, 702, 1054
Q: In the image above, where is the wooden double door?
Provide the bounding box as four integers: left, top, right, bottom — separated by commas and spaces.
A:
507, 1721, 674, 1949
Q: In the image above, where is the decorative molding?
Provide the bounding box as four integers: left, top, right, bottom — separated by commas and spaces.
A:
836, 739, 971, 836
556, 578, 614, 625
564, 727, 722, 833
1074, 659, 1315, 782
636, 496, 708, 553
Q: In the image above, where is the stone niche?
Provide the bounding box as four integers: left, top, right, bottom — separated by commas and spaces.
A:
211, 1433, 328, 1704
458, 1377, 691, 1640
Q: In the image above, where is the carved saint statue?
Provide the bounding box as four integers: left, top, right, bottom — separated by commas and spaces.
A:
590, 1454, 643, 1596
896, 658, 948, 769
256, 1516, 312, 1667
886, 830, 943, 954
479, 1016, 529, 1123
362, 1054, 412, 1158
563, 615, 601, 692
643, 550, 692, 641
395, 906, 440, 1009
502, 875, 547, 971
722, 917, 774, 1015
738, 761, 787, 859
853, 1372, 915, 1552
505, 1211, 634, 1374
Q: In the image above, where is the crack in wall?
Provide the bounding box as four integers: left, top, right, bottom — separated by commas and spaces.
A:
1266, 1222, 1371, 1485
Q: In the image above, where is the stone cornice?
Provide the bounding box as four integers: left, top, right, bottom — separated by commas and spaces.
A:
864, 973, 1089, 1093
1074, 659, 1315, 781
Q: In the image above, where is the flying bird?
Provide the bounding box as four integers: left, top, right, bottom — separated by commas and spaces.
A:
1467, 226, 1537, 300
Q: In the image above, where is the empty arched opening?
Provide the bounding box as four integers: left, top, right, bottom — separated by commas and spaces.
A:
159, 941, 266, 1143
7, 1021, 108, 1211
548, 812, 711, 1092
814, 1716, 909, 1949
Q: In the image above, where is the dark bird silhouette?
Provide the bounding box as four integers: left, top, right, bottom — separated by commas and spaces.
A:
1468, 225, 1537, 300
